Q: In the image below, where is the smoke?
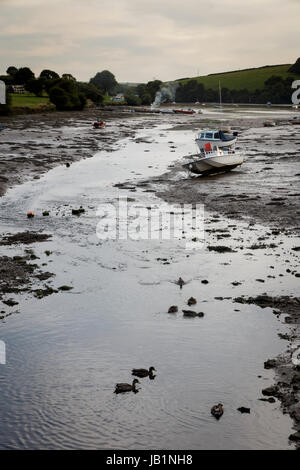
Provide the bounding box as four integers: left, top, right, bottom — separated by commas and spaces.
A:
151, 83, 178, 108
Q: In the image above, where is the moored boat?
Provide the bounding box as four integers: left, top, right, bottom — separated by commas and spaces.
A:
263, 120, 276, 127
195, 129, 238, 151
291, 116, 300, 125
183, 143, 243, 175
174, 108, 196, 115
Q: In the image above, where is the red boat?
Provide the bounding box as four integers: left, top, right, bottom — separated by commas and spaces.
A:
93, 121, 106, 129
174, 109, 196, 115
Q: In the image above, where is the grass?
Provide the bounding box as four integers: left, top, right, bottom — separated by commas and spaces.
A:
176, 64, 300, 92
9, 93, 51, 108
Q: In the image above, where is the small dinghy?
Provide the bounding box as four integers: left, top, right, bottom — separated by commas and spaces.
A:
263, 120, 276, 127
93, 120, 106, 129
183, 142, 243, 176
174, 108, 196, 115
291, 116, 300, 125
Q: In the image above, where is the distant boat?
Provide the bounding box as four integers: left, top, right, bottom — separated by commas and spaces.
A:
263, 120, 276, 127
291, 116, 300, 125
174, 108, 196, 115
214, 81, 223, 109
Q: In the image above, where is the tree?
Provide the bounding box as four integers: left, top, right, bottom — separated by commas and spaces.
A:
49, 86, 71, 110
124, 92, 141, 106
26, 78, 44, 96
6, 66, 18, 76
77, 82, 104, 104
288, 58, 300, 74
62, 73, 76, 81
90, 70, 117, 94
48, 78, 86, 110
146, 80, 162, 101
40, 69, 60, 80
14, 67, 35, 85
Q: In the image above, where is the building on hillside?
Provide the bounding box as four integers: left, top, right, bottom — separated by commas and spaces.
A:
112, 93, 125, 102
9, 85, 26, 94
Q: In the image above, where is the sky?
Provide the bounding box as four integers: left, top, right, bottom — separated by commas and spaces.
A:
0, 0, 299, 83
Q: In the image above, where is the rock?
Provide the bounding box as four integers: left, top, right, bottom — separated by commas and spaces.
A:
187, 297, 197, 306
3, 298, 18, 307
27, 211, 34, 218
58, 285, 73, 291
232, 281, 241, 286
42, 211, 50, 216
237, 407, 250, 414
291, 408, 300, 422
201, 280, 209, 284
262, 385, 279, 397
208, 246, 236, 253
168, 305, 178, 313
72, 206, 85, 216
182, 310, 204, 318
289, 431, 300, 442
264, 359, 277, 369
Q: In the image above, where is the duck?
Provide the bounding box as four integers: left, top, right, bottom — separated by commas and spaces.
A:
168, 305, 178, 313
182, 310, 204, 318
187, 297, 197, 306
114, 378, 140, 394
132, 366, 156, 378
211, 403, 224, 419
176, 277, 185, 289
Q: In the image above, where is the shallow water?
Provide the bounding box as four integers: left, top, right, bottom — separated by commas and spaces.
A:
0, 119, 298, 449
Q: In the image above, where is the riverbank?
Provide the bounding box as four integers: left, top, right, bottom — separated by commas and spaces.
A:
0, 106, 299, 449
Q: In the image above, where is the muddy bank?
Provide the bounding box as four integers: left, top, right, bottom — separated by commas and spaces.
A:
146, 120, 300, 231
0, 230, 77, 316
0, 107, 147, 197
231, 294, 300, 447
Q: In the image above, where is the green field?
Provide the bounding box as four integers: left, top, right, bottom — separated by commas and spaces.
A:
176, 64, 300, 92
10, 93, 51, 108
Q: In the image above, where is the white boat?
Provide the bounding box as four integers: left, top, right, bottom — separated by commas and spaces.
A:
183, 145, 243, 175
160, 109, 174, 114
195, 129, 238, 151
263, 120, 276, 127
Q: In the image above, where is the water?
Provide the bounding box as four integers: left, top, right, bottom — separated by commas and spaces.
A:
0, 119, 297, 449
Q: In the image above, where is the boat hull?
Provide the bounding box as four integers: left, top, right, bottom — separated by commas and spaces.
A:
183, 151, 243, 175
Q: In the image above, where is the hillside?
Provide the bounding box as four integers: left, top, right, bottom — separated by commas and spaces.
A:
176, 64, 300, 92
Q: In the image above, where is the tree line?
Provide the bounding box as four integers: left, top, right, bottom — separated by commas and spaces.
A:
0, 67, 120, 114
175, 59, 300, 104
175, 75, 296, 104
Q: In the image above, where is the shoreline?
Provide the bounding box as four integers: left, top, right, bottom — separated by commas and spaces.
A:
0, 108, 299, 448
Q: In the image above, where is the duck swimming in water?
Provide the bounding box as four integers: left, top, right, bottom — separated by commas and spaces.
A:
114, 379, 140, 394
132, 367, 156, 378
187, 297, 197, 306
211, 403, 224, 419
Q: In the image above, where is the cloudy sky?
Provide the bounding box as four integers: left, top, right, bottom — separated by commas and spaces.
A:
0, 0, 299, 83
